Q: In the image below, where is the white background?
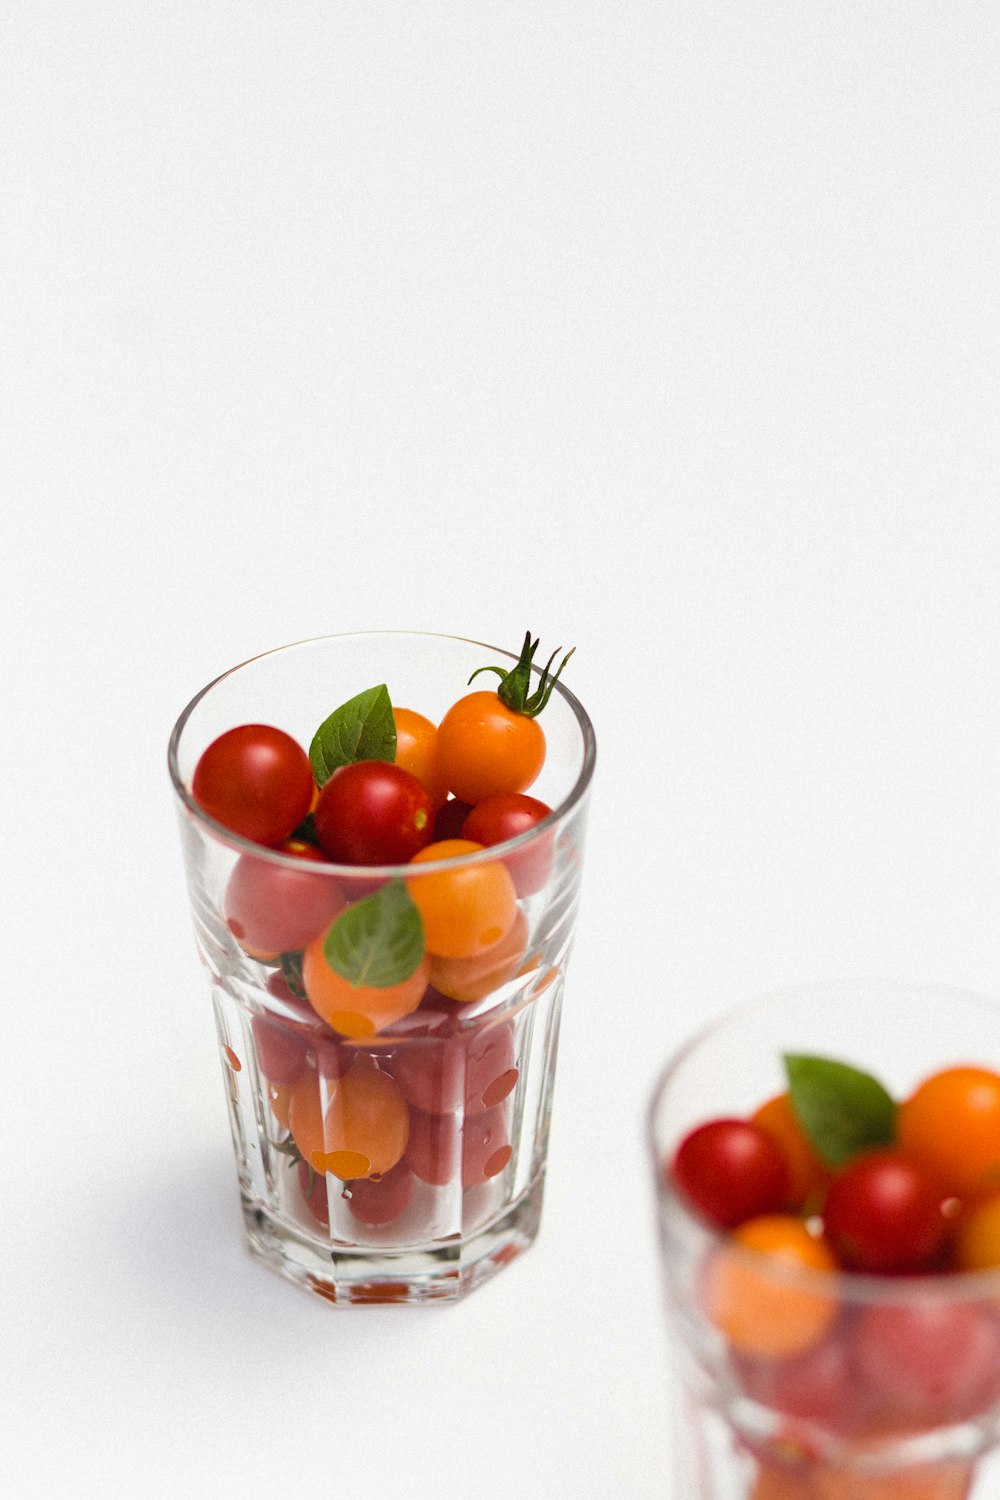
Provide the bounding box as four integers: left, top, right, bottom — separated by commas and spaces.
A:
4, 4, 1000, 1496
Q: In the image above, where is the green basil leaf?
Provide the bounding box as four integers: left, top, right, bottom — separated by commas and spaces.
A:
784, 1053, 897, 1169
323, 879, 424, 989
309, 684, 396, 786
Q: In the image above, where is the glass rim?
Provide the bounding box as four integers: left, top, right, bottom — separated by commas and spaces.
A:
647, 979, 1000, 1304
167, 628, 597, 877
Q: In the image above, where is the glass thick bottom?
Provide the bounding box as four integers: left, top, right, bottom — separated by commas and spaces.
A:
673, 1392, 1000, 1500
240, 1171, 545, 1305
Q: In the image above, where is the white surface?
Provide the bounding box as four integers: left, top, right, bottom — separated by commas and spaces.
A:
4, 4, 1000, 1496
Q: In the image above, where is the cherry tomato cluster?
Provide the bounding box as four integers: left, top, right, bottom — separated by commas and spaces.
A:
668, 1056, 1000, 1498
672, 1058, 1000, 1276
192, 632, 572, 1228
257, 977, 519, 1231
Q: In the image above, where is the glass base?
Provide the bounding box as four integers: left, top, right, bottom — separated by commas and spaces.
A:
240, 1171, 545, 1305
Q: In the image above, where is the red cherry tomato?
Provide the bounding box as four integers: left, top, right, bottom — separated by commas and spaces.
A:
853, 1299, 1000, 1425
343, 1161, 415, 1227
406, 1103, 512, 1188
251, 1014, 310, 1087
733, 1328, 865, 1434
224, 844, 345, 954
436, 692, 546, 804
461, 1104, 513, 1186
192, 724, 314, 846
821, 1150, 946, 1273
433, 798, 475, 841
461, 793, 553, 897
390, 1019, 517, 1116
671, 1118, 790, 1229
404, 1107, 458, 1187
314, 761, 433, 866
296, 1158, 330, 1228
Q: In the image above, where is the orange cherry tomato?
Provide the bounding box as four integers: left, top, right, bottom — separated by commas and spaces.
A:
705, 1215, 839, 1360
322, 1059, 410, 1179
749, 1461, 816, 1500
288, 1068, 334, 1165
429, 907, 529, 1002
752, 1093, 830, 1211
897, 1066, 1000, 1198
954, 1189, 1000, 1270
393, 707, 449, 810
302, 928, 429, 1037
407, 840, 518, 959
811, 1456, 974, 1500
267, 1081, 292, 1129
435, 691, 546, 804
288, 1060, 409, 1180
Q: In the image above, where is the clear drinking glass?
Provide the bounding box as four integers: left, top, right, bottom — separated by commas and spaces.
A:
169, 632, 595, 1304
647, 983, 1000, 1500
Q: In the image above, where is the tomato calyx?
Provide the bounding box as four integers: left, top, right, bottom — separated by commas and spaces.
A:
279, 950, 308, 1000
275, 1131, 305, 1167
468, 630, 575, 719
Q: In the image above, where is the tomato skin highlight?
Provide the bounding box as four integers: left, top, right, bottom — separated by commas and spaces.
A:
672, 1118, 791, 1229
461, 793, 553, 897
314, 761, 433, 866
192, 724, 314, 846
821, 1151, 947, 1274
436, 692, 546, 803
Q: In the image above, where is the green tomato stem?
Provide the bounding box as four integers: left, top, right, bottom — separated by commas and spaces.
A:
467, 630, 575, 719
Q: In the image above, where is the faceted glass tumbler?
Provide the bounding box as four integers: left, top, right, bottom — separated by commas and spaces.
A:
648, 983, 1000, 1500
169, 632, 595, 1304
